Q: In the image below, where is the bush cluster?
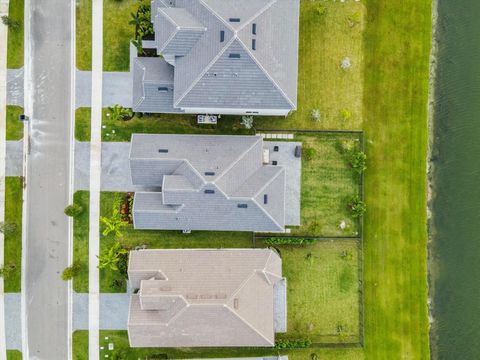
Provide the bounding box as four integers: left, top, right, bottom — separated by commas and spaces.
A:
275, 338, 312, 349
64, 203, 84, 217
264, 237, 315, 246
61, 262, 82, 281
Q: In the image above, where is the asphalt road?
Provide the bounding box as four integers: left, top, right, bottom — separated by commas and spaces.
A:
24, 0, 73, 358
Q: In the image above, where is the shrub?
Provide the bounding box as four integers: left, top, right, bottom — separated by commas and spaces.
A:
241, 115, 254, 129
311, 354, 319, 360
311, 108, 321, 122
264, 237, 315, 246
348, 195, 366, 218
349, 151, 367, 174
275, 338, 312, 349
314, 4, 327, 17
0, 222, 18, 235
1, 16, 20, 31
98, 242, 128, 271
303, 147, 316, 161
61, 262, 82, 281
108, 105, 133, 121
64, 203, 84, 217
341, 108, 352, 121
0, 262, 16, 279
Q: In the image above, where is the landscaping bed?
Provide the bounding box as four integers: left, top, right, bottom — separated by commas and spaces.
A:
76, 0, 92, 70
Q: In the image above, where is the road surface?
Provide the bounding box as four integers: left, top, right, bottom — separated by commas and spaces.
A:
24, 0, 73, 358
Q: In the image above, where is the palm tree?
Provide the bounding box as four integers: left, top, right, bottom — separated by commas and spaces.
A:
100, 208, 126, 237
97, 243, 127, 271
108, 104, 132, 121
129, 12, 141, 27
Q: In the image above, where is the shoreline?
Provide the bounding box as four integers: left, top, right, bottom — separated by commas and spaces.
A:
426, 0, 439, 358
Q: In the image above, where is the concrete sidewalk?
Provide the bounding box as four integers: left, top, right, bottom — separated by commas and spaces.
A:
6, 68, 23, 107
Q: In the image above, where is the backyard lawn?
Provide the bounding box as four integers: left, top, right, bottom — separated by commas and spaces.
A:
276, 240, 360, 344
6, 105, 23, 141
6, 350, 22, 360
3, 177, 23, 292
6, 0, 24, 69
73, 191, 90, 293
292, 132, 361, 237
76, 0, 92, 70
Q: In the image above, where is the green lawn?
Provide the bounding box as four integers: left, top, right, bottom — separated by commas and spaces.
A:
290, 132, 361, 237
4, 177, 23, 292
75, 108, 91, 142
103, 0, 139, 71
255, 0, 365, 131
76, 0, 92, 70
73, 330, 88, 360
361, 0, 431, 359
6, 0, 24, 69
6, 350, 22, 360
6, 105, 24, 141
275, 240, 360, 344
73, 191, 90, 293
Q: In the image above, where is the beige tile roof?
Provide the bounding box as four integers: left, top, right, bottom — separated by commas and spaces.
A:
127, 249, 283, 347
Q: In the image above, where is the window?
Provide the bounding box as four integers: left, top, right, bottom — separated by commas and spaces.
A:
229, 18, 240, 22
274, 145, 279, 152
158, 149, 168, 153
272, 160, 278, 166
204, 171, 215, 176
229, 53, 240, 59
252, 39, 256, 50
204, 189, 215, 194
237, 204, 248, 209
252, 23, 257, 35
220, 30, 225, 42
264, 194, 268, 204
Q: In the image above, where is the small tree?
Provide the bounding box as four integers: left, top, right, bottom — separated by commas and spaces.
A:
131, 38, 144, 55
61, 262, 82, 281
303, 147, 316, 161
349, 151, 367, 174
64, 204, 84, 217
100, 207, 126, 237
108, 105, 133, 121
311, 109, 321, 122
98, 243, 128, 271
341, 108, 352, 121
0, 222, 17, 235
1, 16, 20, 31
311, 354, 319, 360
129, 12, 141, 27
348, 195, 366, 218
241, 115, 254, 129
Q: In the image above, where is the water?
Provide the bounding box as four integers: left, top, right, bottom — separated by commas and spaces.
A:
431, 0, 480, 359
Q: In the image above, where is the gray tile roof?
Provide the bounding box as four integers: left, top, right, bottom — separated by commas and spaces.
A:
130, 134, 286, 232
127, 249, 284, 347
135, 0, 299, 114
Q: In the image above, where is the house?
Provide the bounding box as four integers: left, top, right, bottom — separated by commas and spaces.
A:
127, 248, 286, 347
132, 0, 300, 116
129, 134, 289, 232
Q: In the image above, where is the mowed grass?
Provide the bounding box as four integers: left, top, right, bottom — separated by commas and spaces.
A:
4, 177, 23, 292
73, 191, 90, 293
275, 239, 360, 344
73, 330, 88, 360
6, 350, 22, 360
75, 108, 91, 142
292, 132, 361, 236
76, 0, 92, 70
6, 105, 24, 140
103, 0, 139, 71
6, 0, 24, 69
256, 0, 365, 131
362, 0, 431, 359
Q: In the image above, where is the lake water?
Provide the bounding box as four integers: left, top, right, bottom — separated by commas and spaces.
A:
431, 0, 480, 359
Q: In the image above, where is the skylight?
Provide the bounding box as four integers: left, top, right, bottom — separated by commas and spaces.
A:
229, 53, 240, 59
229, 18, 240, 22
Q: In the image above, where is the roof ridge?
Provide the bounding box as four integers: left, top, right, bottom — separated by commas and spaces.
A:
214, 136, 263, 189
199, 0, 236, 32
237, 24, 296, 109
252, 165, 284, 198
252, 197, 284, 231
133, 59, 147, 109
235, 0, 277, 33
156, 11, 180, 53
174, 35, 235, 107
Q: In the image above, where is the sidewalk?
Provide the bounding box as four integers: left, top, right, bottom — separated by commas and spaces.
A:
0, 1, 10, 358
88, 0, 103, 359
